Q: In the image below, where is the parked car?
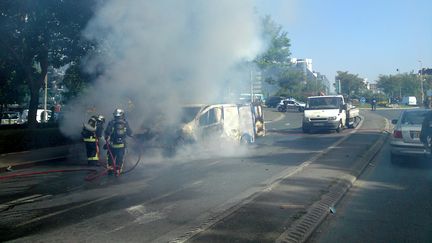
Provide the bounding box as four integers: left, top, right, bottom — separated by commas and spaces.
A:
277, 98, 306, 112
1, 111, 20, 125
18, 109, 52, 124
390, 109, 429, 163
265, 96, 285, 108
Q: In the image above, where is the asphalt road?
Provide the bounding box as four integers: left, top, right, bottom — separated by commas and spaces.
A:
310, 109, 432, 243
0, 108, 384, 242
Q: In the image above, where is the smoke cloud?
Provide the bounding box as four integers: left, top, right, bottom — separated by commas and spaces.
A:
60, 0, 264, 144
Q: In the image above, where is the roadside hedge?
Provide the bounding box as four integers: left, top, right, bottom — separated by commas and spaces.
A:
0, 126, 75, 154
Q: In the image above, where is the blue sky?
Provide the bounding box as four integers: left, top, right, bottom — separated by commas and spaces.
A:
255, 0, 432, 83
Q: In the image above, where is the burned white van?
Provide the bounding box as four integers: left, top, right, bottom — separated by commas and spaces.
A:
178, 104, 256, 145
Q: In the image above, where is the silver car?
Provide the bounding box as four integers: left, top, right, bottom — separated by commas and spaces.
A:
390, 109, 429, 163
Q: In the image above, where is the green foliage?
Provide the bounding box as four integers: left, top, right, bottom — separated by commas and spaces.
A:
255, 15, 291, 84
0, 0, 95, 127
335, 71, 366, 96
277, 69, 305, 93
377, 72, 420, 98
62, 62, 92, 102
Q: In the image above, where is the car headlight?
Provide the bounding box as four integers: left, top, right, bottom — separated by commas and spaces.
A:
328, 116, 337, 120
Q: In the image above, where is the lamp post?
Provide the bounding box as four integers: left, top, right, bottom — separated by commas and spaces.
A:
419, 60, 424, 105
43, 73, 48, 122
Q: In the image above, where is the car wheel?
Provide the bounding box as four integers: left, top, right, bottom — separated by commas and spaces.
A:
240, 134, 252, 145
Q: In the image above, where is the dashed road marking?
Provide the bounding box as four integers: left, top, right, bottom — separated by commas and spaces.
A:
15, 194, 117, 227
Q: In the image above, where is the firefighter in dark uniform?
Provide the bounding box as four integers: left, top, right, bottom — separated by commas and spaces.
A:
104, 109, 133, 175
81, 115, 105, 166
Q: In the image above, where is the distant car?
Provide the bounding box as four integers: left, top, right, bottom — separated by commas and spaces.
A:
265, 96, 285, 108
277, 98, 306, 112
18, 109, 52, 124
390, 109, 429, 163
1, 111, 20, 125
401, 96, 417, 106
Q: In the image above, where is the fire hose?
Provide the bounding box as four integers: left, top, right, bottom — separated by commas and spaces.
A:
0, 138, 143, 181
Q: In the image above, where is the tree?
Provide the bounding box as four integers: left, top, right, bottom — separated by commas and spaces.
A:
377, 72, 420, 99
278, 69, 304, 93
335, 71, 366, 96
0, 1, 95, 127
255, 15, 292, 85
0, 59, 28, 111
62, 61, 92, 102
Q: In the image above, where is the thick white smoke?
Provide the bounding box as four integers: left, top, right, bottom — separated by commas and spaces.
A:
60, 0, 264, 140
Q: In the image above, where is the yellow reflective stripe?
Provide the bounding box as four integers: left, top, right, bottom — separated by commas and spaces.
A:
83, 137, 96, 142
87, 156, 99, 161
111, 143, 125, 148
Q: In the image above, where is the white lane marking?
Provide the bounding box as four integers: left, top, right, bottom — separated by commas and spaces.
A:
126, 205, 165, 225
264, 113, 285, 124
0, 194, 52, 211
15, 194, 117, 227
285, 123, 290, 126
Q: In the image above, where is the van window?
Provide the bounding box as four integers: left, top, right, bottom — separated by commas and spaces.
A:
199, 107, 222, 126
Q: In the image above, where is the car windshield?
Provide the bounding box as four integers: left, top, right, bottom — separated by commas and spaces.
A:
180, 106, 201, 123
308, 97, 341, 109
401, 110, 428, 125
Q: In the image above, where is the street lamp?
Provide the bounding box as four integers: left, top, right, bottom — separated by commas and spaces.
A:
419, 60, 424, 105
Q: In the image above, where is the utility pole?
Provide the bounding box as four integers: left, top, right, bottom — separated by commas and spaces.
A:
397, 68, 401, 99
43, 73, 48, 122
250, 67, 254, 103
419, 60, 424, 105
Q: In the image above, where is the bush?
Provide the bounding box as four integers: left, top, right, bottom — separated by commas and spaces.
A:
0, 126, 75, 154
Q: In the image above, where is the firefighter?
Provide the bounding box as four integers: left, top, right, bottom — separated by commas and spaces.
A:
104, 108, 133, 175
81, 115, 105, 166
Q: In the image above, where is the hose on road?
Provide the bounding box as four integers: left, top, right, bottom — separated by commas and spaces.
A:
0, 142, 143, 181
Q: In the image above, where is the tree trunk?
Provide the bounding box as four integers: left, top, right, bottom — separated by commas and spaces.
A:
27, 51, 48, 129
27, 82, 40, 128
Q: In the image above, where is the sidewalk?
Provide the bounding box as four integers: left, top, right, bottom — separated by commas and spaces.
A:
0, 144, 85, 173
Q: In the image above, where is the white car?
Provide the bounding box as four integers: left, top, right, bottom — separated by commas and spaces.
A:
390, 109, 429, 163
1, 111, 20, 125
18, 109, 52, 124
277, 99, 306, 112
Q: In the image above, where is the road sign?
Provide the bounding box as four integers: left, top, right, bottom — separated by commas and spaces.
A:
360, 97, 366, 104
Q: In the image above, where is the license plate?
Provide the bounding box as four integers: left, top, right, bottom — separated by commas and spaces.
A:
411, 131, 420, 139
314, 123, 325, 126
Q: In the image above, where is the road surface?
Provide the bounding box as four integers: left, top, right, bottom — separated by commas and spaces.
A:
0, 108, 387, 242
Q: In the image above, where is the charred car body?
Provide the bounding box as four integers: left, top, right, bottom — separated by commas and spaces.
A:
135, 103, 264, 156
178, 103, 262, 145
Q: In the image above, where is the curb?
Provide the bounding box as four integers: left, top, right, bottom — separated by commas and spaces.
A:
0, 156, 69, 173
0, 145, 74, 174
276, 118, 390, 243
